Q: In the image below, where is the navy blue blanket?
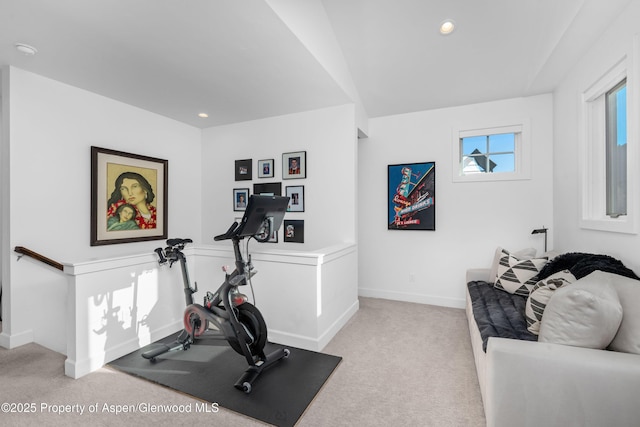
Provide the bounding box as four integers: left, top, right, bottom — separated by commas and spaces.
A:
467, 280, 537, 352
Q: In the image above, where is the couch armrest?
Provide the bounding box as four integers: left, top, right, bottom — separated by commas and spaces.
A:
466, 268, 491, 283
486, 338, 640, 427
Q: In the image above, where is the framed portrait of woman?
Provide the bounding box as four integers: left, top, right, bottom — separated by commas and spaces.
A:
91, 146, 168, 245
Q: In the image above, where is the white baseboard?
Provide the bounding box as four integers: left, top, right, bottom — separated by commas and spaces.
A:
268, 299, 359, 352
146, 320, 183, 346
64, 320, 182, 379
358, 287, 465, 309
317, 299, 359, 350
65, 354, 102, 379
267, 329, 321, 352
0, 328, 33, 349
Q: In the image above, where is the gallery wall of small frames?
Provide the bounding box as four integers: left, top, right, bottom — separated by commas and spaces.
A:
233, 151, 306, 243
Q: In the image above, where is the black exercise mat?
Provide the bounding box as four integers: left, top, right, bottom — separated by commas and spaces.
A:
108, 332, 342, 427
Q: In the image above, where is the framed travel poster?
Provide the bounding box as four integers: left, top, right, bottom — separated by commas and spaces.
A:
91, 146, 168, 245
387, 162, 435, 230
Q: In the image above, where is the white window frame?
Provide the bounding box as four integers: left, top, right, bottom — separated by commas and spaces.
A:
579, 46, 638, 234
452, 119, 531, 183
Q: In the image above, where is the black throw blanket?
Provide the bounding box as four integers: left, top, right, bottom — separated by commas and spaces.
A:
536, 252, 639, 281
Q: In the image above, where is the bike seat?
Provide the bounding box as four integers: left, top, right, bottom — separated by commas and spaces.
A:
167, 238, 193, 247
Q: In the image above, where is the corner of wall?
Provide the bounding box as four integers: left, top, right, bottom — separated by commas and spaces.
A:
1, 66, 9, 341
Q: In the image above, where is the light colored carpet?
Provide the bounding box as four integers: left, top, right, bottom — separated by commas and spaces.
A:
0, 297, 486, 426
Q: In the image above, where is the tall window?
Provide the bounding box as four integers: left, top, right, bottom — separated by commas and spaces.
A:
580, 55, 635, 234
606, 79, 627, 218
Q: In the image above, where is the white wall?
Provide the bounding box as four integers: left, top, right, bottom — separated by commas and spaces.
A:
191, 243, 358, 353
358, 94, 554, 308
1, 67, 202, 351
554, 1, 640, 274
200, 104, 357, 250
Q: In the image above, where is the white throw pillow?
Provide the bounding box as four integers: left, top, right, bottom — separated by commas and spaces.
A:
581, 271, 640, 354
539, 278, 623, 349
525, 270, 575, 335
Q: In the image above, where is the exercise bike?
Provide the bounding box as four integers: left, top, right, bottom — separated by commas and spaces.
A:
142, 195, 291, 393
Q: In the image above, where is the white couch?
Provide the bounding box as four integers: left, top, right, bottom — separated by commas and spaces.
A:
466, 267, 640, 427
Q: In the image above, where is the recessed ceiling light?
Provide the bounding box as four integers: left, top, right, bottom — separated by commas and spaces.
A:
15, 43, 38, 56
439, 19, 456, 35
198, 113, 209, 118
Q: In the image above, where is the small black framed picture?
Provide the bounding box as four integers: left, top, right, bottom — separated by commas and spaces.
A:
233, 188, 249, 211
235, 159, 252, 181
258, 159, 274, 178
254, 182, 282, 196
283, 151, 306, 179
284, 219, 304, 243
285, 185, 304, 212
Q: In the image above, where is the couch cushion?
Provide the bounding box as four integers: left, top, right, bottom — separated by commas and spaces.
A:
467, 280, 537, 352
539, 278, 623, 349
525, 270, 575, 335
494, 249, 548, 296
582, 271, 640, 354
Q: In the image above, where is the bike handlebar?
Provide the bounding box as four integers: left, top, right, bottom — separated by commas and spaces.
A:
155, 238, 192, 265
214, 222, 239, 241
154, 247, 167, 263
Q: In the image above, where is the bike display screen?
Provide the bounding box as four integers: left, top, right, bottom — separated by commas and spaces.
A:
236, 195, 289, 237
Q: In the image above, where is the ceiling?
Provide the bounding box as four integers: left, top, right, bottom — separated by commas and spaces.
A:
0, 0, 632, 129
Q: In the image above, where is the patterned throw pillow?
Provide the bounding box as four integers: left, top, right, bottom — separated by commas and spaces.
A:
489, 247, 536, 285
494, 249, 548, 296
525, 270, 576, 335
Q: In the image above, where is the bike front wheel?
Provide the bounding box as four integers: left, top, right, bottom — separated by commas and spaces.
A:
228, 302, 267, 357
